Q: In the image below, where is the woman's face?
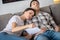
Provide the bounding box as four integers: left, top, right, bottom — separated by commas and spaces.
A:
24, 10, 34, 20
31, 1, 40, 10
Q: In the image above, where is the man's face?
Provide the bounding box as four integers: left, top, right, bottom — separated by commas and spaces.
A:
31, 1, 40, 10
24, 10, 34, 20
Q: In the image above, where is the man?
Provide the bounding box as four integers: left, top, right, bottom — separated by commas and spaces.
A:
25, 0, 60, 40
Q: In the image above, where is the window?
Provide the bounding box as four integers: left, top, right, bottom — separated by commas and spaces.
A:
2, 0, 24, 4
54, 0, 60, 4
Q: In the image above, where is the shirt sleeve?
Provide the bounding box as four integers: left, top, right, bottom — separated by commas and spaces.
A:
9, 15, 17, 23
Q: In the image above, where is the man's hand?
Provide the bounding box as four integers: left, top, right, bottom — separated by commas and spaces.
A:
55, 26, 60, 32
40, 27, 47, 33
35, 27, 47, 36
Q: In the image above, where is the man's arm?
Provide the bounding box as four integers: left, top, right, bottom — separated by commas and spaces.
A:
48, 13, 60, 32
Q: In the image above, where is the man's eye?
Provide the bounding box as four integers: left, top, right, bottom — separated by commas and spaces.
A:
30, 13, 32, 14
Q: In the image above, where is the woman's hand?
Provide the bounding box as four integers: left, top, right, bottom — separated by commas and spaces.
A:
28, 23, 36, 28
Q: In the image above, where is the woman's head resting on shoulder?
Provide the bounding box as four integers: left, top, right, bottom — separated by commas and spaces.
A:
23, 8, 36, 20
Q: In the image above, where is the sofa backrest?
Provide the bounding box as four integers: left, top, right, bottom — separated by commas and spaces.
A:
13, 12, 23, 16
0, 14, 13, 31
50, 4, 60, 25
40, 6, 51, 13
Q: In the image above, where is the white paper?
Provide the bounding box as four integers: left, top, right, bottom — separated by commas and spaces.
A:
25, 27, 40, 35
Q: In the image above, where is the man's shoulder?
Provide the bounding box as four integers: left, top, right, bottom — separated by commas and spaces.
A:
41, 11, 48, 14
39, 11, 49, 15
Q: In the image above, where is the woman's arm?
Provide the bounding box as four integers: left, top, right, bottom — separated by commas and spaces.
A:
12, 22, 35, 32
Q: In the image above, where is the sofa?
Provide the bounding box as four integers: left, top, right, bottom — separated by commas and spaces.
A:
0, 4, 60, 31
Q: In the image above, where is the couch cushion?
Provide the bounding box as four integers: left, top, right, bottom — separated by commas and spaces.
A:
40, 6, 51, 13
0, 14, 13, 31
50, 4, 60, 25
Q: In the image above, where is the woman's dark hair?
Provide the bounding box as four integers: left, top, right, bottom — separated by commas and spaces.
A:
30, 0, 39, 7
23, 8, 36, 16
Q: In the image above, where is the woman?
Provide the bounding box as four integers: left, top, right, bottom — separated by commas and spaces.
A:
0, 8, 36, 40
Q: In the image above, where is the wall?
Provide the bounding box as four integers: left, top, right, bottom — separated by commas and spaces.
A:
0, 0, 54, 15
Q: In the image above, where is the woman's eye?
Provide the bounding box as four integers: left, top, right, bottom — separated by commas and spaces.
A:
33, 4, 35, 5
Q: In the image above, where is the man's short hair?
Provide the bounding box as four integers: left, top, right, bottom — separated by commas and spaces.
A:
30, 0, 39, 7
